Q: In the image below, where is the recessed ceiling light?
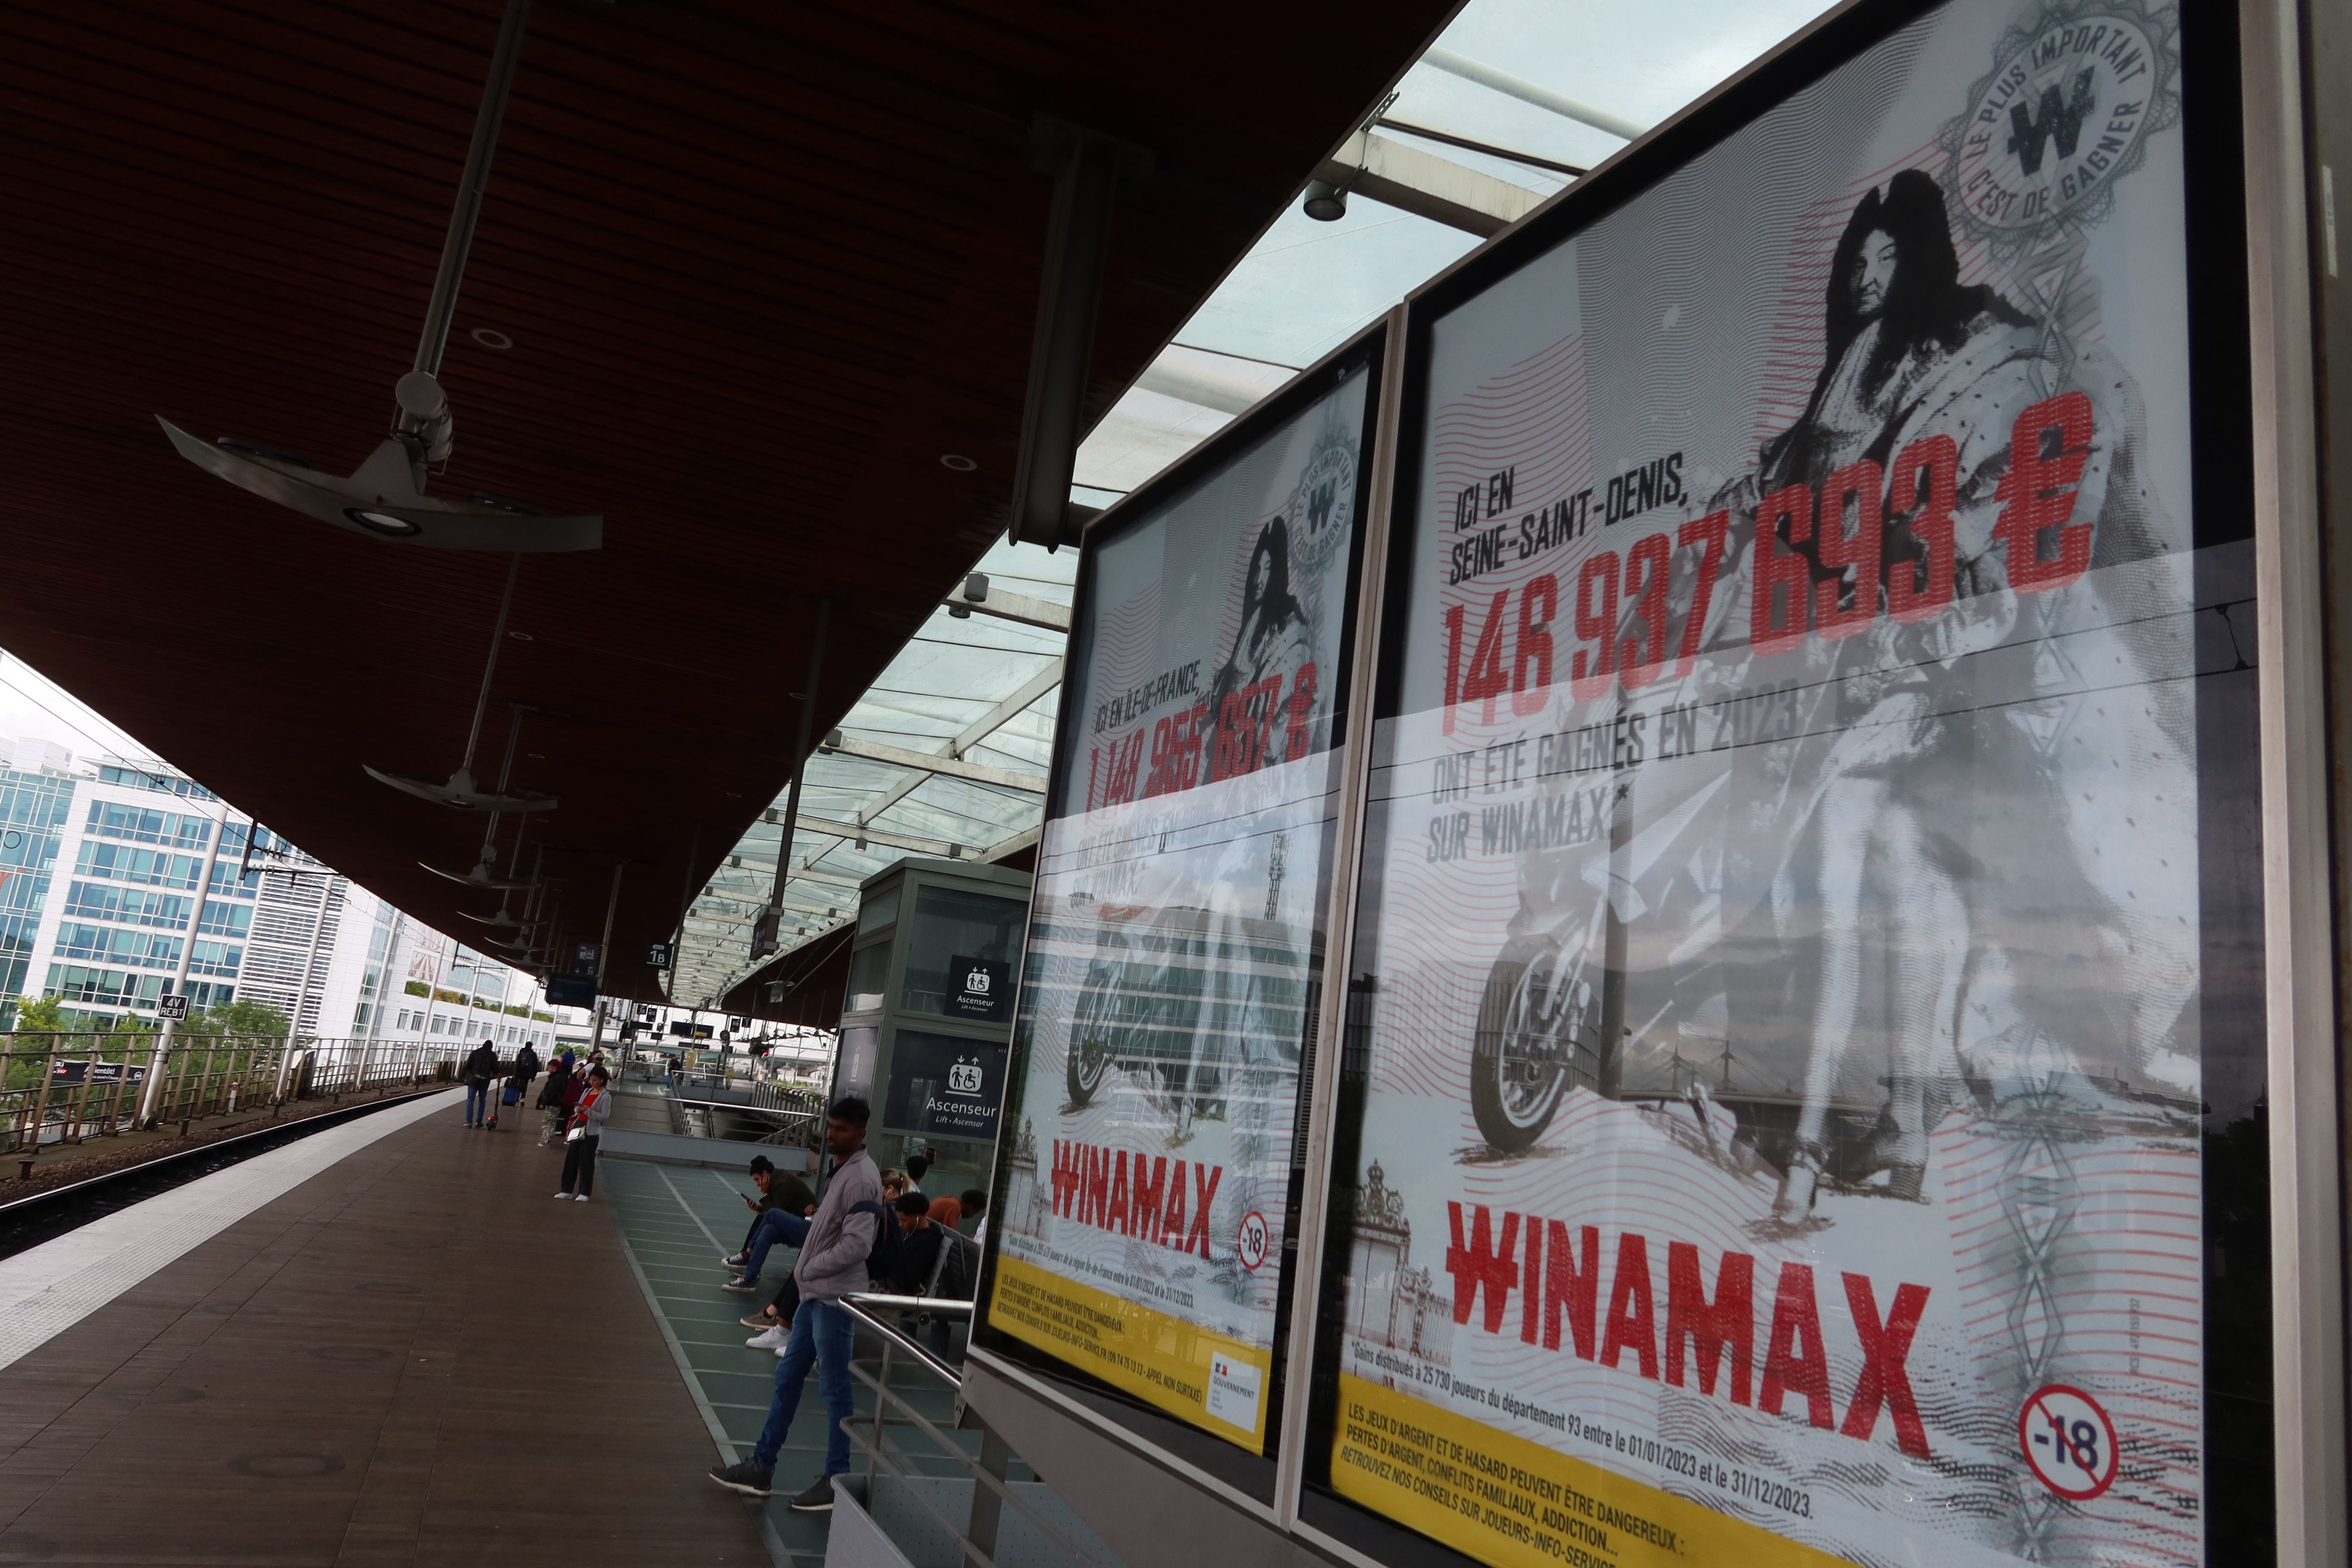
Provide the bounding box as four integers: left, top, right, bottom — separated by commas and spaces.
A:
509, 630, 533, 641
939, 454, 977, 472
343, 507, 421, 537
471, 327, 514, 350
528, 752, 545, 759
724, 791, 741, 798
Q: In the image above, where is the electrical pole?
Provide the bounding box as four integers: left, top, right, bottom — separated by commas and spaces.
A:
136, 810, 236, 1128
588, 861, 624, 1056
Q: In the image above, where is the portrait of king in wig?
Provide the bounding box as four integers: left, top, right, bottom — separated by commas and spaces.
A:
1711, 167, 2200, 1226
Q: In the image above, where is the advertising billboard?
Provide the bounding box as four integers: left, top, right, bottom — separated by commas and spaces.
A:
1312, 1, 2257, 1564
985, 346, 1378, 1450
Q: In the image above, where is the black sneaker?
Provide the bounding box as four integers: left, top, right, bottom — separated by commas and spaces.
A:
788, 1476, 837, 1512
708, 1459, 774, 1497
720, 1274, 759, 1293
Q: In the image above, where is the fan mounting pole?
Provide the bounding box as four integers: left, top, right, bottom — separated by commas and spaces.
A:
412, 0, 532, 390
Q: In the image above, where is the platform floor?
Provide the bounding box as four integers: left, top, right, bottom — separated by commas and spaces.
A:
0, 1095, 769, 1567
598, 1157, 1005, 1568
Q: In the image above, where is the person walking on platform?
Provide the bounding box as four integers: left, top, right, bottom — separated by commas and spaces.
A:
495, 1041, 539, 1133
709, 1096, 882, 1507
555, 1065, 612, 1201
461, 1038, 499, 1129
536, 1050, 573, 1146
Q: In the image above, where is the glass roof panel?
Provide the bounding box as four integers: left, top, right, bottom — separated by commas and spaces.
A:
672, 0, 1841, 1013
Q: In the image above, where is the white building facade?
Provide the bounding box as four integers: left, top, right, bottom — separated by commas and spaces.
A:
0, 746, 560, 1052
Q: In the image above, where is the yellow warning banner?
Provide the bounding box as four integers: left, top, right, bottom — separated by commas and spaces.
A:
1330, 1374, 1847, 1568
987, 1255, 1272, 1447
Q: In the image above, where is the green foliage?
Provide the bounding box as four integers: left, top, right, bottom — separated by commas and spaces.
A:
190, 997, 291, 1038
503, 1003, 532, 1018
402, 979, 429, 997
11, 995, 64, 1033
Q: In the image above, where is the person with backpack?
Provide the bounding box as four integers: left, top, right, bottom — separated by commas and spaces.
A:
494, 1041, 539, 1133
535, 1051, 573, 1146
708, 1095, 885, 1510
461, 1038, 499, 1129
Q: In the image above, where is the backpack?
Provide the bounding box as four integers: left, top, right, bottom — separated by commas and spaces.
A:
850, 1200, 905, 1288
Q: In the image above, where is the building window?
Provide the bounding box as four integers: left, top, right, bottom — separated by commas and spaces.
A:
44, 964, 165, 1008
63, 881, 191, 930
188, 939, 241, 978
73, 841, 199, 890
196, 900, 251, 937
86, 800, 209, 849
54, 922, 182, 970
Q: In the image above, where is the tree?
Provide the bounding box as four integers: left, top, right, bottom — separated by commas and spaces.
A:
11, 995, 64, 1033
191, 998, 291, 1038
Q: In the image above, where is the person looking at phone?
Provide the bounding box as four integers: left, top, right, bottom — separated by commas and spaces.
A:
722, 1155, 817, 1297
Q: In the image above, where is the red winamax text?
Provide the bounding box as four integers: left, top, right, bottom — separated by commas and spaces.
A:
1050, 1138, 1223, 1260
1084, 664, 1319, 810
1441, 393, 2096, 733
1445, 1202, 1933, 1459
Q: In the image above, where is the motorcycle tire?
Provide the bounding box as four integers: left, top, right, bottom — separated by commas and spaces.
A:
1469, 953, 1573, 1152
1066, 1030, 1109, 1107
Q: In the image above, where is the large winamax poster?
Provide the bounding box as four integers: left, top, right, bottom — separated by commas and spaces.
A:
990, 364, 1370, 1448
1330, 2, 2227, 1564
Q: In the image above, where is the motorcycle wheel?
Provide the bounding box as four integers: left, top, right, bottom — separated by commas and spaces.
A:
1469, 953, 1578, 1152
1066, 1027, 1110, 1106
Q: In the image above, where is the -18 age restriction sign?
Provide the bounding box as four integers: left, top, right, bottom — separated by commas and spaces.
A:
2020, 1385, 2119, 1501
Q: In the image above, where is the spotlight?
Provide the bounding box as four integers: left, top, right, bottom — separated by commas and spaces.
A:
1302, 179, 1350, 221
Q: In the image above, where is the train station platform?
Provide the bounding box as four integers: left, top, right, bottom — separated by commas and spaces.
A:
0, 1089, 772, 1567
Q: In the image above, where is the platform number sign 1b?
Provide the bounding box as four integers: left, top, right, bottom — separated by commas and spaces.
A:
2019, 1385, 2119, 1501
158, 994, 190, 1022
645, 941, 673, 971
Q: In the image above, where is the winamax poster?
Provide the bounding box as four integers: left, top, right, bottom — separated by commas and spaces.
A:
1329, 2, 2228, 1565
989, 366, 1368, 1448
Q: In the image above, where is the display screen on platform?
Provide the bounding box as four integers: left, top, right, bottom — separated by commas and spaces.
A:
987, 356, 1374, 1450
1316, 0, 2257, 1563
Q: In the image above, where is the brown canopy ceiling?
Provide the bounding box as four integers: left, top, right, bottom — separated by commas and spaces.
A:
0, 0, 1454, 1003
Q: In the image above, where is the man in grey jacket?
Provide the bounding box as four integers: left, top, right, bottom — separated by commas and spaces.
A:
710, 1095, 881, 1508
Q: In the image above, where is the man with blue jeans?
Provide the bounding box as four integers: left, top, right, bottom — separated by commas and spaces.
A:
710, 1095, 882, 1510
461, 1040, 498, 1128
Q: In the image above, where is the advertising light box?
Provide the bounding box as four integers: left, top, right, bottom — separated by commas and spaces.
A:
1311, 0, 2261, 1565
983, 338, 1381, 1453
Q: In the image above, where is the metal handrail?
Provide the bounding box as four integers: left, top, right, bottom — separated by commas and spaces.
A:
835, 1294, 1111, 1568
0, 1033, 470, 1162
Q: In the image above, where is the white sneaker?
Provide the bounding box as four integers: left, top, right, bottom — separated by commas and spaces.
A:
775, 1343, 793, 1359
574, 1194, 591, 1202
554, 1191, 571, 1200
747, 1325, 788, 1349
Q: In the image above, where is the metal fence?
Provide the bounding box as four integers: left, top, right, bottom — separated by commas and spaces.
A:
1, 1032, 469, 1159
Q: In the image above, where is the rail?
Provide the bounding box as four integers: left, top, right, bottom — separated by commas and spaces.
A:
837, 1289, 1111, 1568
0, 1032, 472, 1160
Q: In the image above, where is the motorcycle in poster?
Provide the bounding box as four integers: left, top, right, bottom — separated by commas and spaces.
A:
1327, 1, 2226, 1564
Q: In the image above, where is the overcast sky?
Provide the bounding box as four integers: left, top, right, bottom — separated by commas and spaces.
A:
0, 650, 150, 767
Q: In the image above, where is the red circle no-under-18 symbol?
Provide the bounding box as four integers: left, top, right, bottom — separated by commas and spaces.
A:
1236, 1211, 1270, 1271
2020, 1385, 2119, 1501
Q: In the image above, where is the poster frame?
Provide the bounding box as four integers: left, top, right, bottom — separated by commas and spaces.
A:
1242, 2, 2315, 1568
969, 309, 1393, 1491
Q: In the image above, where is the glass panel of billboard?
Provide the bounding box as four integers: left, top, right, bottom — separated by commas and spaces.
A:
1307, 0, 2265, 1563
982, 338, 1382, 1462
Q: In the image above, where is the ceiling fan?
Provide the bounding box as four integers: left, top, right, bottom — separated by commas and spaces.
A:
366, 552, 559, 811
158, 0, 596, 555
